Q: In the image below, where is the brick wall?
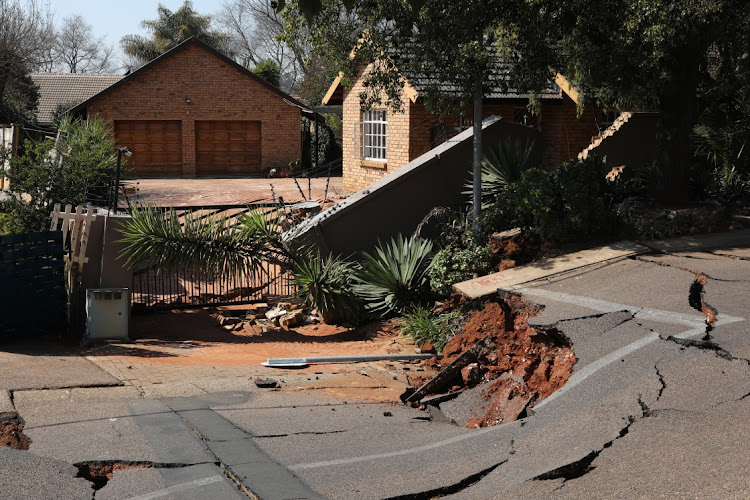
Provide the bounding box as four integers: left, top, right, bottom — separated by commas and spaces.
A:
341, 65, 413, 193
86, 43, 301, 177
342, 70, 602, 192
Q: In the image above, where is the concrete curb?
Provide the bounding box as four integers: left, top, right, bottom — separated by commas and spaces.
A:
454, 240, 651, 299
0, 390, 17, 419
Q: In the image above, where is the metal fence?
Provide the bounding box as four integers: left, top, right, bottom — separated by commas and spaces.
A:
0, 231, 66, 338
130, 204, 297, 311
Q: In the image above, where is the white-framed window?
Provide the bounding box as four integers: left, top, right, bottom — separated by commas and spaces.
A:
354, 110, 387, 161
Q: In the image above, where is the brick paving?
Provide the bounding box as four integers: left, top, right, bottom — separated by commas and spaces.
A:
123, 176, 345, 207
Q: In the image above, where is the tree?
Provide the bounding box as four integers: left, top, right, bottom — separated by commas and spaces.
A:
545, 0, 750, 203
5, 117, 118, 232
218, 0, 309, 90
52, 15, 114, 74
121, 1, 231, 68
251, 58, 281, 87
0, 0, 54, 124
296, 1, 550, 223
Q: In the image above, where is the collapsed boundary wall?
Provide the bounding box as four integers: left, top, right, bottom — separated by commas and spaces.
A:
293, 116, 542, 255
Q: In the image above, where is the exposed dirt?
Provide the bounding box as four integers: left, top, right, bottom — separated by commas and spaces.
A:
490, 231, 543, 270
435, 294, 576, 428
689, 274, 717, 327
75, 462, 167, 490
0, 417, 30, 450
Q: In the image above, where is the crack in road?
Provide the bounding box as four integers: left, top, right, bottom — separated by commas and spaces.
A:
663, 336, 750, 366
382, 459, 508, 499
254, 429, 348, 438
636, 255, 748, 283
707, 250, 750, 261
654, 362, 667, 401
74, 460, 214, 491
533, 413, 637, 482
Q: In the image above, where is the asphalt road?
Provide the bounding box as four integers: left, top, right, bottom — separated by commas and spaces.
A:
2, 233, 749, 499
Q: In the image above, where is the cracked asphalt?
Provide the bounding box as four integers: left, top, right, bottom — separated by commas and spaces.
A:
2, 231, 749, 499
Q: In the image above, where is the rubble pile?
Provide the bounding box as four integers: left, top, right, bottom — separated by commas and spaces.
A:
210, 300, 320, 334
410, 294, 576, 428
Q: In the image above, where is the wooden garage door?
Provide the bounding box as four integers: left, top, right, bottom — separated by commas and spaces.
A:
114, 121, 182, 176
196, 121, 262, 176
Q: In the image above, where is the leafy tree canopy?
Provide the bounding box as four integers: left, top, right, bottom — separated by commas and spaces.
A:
121, 1, 231, 68
286, 0, 750, 202
251, 58, 282, 87
4, 116, 119, 232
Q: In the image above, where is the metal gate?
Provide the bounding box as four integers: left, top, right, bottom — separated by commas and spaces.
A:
0, 231, 66, 337
130, 204, 297, 311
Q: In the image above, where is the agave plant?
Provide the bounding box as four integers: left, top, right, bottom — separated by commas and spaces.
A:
353, 234, 435, 318
290, 251, 362, 324
465, 136, 537, 209
119, 204, 291, 277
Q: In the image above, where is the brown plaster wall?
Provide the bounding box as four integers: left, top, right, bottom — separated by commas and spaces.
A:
86, 43, 301, 177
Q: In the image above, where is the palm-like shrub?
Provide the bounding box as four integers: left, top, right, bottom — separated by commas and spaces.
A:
119, 205, 290, 277
354, 234, 435, 318
465, 136, 537, 209
290, 251, 362, 324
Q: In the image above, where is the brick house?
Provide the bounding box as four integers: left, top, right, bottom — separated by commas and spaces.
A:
70, 38, 306, 178
323, 65, 605, 193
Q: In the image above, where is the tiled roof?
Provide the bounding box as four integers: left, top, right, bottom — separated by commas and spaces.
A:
30, 73, 124, 125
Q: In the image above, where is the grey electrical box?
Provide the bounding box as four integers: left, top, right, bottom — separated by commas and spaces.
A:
86, 288, 129, 340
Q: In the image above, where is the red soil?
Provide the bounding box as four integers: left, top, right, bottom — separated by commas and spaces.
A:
0, 418, 30, 450
441, 294, 576, 428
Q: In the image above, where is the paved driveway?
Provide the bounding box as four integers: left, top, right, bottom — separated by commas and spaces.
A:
123, 177, 345, 207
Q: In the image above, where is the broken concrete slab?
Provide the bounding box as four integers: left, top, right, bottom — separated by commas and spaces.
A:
0, 390, 14, 418
454, 241, 650, 299
0, 447, 94, 500
0, 345, 121, 391
96, 462, 246, 500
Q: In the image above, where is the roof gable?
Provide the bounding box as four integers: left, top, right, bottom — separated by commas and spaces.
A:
70, 37, 309, 114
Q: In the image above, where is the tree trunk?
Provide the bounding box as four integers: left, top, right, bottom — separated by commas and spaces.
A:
657, 47, 702, 204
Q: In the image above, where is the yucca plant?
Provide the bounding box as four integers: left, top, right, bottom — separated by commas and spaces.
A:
290, 251, 362, 325
119, 205, 291, 277
353, 234, 435, 318
465, 136, 537, 209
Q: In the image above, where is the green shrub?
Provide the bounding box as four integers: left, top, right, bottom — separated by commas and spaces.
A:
466, 136, 538, 209
399, 306, 463, 352
5, 116, 119, 233
354, 234, 435, 318
290, 251, 362, 325
480, 157, 618, 243
428, 243, 493, 296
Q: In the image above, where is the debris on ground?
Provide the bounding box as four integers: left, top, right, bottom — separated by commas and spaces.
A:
255, 378, 280, 388
408, 293, 576, 428
0, 416, 30, 450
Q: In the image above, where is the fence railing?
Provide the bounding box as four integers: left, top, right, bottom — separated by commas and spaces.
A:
129, 204, 297, 311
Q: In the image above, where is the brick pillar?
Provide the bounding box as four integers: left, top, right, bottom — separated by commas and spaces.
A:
182, 118, 196, 177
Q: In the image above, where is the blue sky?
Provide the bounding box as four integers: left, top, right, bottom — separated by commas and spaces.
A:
51, 0, 222, 69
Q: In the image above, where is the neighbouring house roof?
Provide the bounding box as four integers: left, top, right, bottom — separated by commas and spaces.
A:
30, 73, 124, 126
322, 61, 578, 106
69, 37, 312, 118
